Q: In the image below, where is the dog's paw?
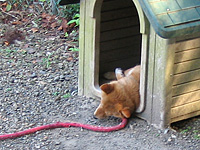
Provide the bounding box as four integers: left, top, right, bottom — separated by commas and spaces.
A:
115, 68, 122, 74
115, 68, 124, 80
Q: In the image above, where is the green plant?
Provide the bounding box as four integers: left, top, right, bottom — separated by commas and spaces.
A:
6, 0, 34, 11
6, 88, 12, 92
64, 32, 69, 37
43, 53, 53, 68
6, 4, 12, 11
67, 13, 80, 27
68, 47, 79, 51
62, 93, 71, 98
53, 92, 60, 96
180, 128, 189, 134
63, 4, 80, 19
194, 134, 200, 140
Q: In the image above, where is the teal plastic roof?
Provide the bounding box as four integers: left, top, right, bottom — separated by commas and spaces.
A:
139, 0, 200, 38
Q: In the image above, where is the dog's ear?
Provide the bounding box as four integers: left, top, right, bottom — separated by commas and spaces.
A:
120, 107, 131, 118
100, 83, 114, 94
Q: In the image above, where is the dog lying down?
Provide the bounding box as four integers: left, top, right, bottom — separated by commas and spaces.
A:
94, 65, 140, 119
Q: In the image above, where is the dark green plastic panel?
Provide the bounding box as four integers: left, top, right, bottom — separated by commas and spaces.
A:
139, 0, 200, 38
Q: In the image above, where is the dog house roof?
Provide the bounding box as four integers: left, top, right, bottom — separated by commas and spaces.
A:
139, 0, 200, 38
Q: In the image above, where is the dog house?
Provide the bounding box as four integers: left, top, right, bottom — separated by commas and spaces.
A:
60, 0, 200, 129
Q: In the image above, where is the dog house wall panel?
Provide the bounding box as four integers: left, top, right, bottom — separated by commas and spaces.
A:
170, 36, 200, 123
78, 0, 102, 97
137, 28, 174, 128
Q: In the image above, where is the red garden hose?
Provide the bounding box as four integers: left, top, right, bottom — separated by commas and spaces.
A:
0, 118, 128, 140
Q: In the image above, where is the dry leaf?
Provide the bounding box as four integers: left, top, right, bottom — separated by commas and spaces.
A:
61, 18, 68, 33
50, 21, 58, 28
57, 25, 63, 31
12, 21, 22, 25
31, 28, 39, 33
67, 57, 73, 61
41, 12, 48, 18
4, 41, 10, 46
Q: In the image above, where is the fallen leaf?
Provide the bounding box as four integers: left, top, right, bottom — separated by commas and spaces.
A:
31, 28, 39, 33
41, 12, 48, 18
61, 18, 68, 33
67, 57, 73, 61
50, 21, 58, 28
57, 25, 62, 31
4, 41, 10, 46
1, 2, 7, 7
12, 21, 22, 25
42, 23, 48, 28
69, 22, 76, 28
22, 18, 29, 23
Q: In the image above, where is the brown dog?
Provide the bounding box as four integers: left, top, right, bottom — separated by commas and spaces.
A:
94, 65, 140, 119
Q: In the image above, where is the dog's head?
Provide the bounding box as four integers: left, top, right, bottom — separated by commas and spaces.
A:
94, 82, 132, 119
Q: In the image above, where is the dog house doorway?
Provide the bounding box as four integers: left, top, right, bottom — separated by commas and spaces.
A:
99, 0, 141, 84
95, 0, 149, 113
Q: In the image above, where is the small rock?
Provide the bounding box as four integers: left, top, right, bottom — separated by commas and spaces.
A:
54, 76, 60, 81
10, 78, 15, 83
168, 138, 172, 142
27, 48, 36, 54
171, 134, 176, 139
34, 92, 40, 97
30, 73, 37, 78
60, 75, 65, 81
164, 128, 169, 134
35, 144, 41, 149
55, 96, 61, 101
55, 141, 61, 145
65, 75, 71, 81
39, 70, 46, 74
58, 63, 64, 69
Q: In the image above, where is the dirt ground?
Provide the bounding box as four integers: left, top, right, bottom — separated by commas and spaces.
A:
0, 16, 200, 150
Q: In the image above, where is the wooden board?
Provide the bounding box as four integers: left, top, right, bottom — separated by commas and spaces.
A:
100, 36, 141, 51
174, 48, 200, 63
100, 26, 140, 42
173, 69, 200, 85
172, 90, 200, 108
171, 100, 200, 119
172, 79, 200, 96
101, 16, 139, 32
171, 110, 200, 123
175, 38, 200, 52
173, 59, 200, 74
100, 46, 141, 63
101, 7, 137, 22
171, 36, 200, 122
101, 0, 134, 12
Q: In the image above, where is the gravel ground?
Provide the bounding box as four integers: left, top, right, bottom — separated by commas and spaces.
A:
0, 23, 200, 150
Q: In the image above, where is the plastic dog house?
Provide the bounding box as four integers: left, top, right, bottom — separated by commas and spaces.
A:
61, 0, 200, 129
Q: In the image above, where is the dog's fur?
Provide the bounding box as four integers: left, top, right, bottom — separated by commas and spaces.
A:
94, 65, 140, 119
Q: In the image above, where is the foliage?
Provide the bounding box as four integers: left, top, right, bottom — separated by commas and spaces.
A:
67, 13, 80, 26
62, 4, 80, 20
68, 47, 79, 52
4, 0, 52, 13
1, 0, 80, 46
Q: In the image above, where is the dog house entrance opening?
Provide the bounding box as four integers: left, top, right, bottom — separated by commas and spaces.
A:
99, 0, 142, 85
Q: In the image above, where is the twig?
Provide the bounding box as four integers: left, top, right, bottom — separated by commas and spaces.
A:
0, 8, 18, 20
